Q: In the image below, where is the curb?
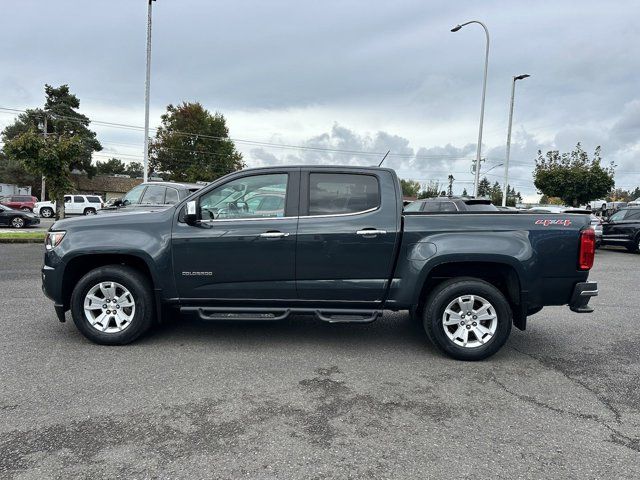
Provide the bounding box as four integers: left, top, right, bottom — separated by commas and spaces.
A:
0, 237, 45, 244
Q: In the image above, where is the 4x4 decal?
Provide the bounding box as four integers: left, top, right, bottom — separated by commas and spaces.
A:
535, 219, 572, 226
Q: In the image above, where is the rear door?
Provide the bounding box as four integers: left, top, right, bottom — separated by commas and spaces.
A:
172, 169, 300, 301
296, 169, 400, 305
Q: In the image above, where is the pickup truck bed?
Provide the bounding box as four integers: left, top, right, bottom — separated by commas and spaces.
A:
42, 165, 597, 360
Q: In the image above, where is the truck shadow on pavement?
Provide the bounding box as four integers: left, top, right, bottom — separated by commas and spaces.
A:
146, 311, 441, 355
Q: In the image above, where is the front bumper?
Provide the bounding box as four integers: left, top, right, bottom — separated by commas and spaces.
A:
42, 262, 66, 322
569, 281, 598, 313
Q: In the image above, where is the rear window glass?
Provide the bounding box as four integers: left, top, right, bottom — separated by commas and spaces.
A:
440, 202, 457, 212
309, 173, 379, 215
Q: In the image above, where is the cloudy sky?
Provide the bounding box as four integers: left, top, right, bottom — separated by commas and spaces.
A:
1, 0, 639, 200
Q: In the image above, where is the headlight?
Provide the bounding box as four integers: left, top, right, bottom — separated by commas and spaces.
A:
45, 231, 66, 250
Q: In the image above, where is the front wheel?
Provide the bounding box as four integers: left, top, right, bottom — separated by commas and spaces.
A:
626, 236, 640, 253
423, 278, 512, 361
70, 265, 155, 345
21, 207, 31, 212
83, 208, 97, 215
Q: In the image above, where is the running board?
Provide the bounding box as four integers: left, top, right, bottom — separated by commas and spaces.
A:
180, 306, 381, 324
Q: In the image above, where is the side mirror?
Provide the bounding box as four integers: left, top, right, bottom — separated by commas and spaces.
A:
185, 200, 199, 226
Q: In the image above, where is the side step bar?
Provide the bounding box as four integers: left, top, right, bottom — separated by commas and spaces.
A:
180, 306, 382, 324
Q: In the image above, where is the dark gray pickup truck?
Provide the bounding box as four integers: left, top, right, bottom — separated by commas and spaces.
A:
42, 166, 597, 360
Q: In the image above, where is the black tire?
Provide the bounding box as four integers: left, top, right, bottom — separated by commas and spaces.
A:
83, 208, 97, 215
423, 277, 512, 361
40, 207, 54, 218
70, 265, 155, 345
626, 235, 640, 253
10, 216, 25, 229
21, 207, 31, 212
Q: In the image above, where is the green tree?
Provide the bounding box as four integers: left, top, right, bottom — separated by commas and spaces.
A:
477, 177, 491, 197
400, 179, 421, 197
149, 102, 244, 182
124, 161, 144, 178
533, 143, 614, 207
490, 181, 503, 205
4, 129, 84, 219
462, 188, 469, 197
96, 158, 126, 175
2, 85, 102, 177
417, 180, 441, 199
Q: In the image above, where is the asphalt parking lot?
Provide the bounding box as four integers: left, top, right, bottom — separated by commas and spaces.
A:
0, 245, 638, 479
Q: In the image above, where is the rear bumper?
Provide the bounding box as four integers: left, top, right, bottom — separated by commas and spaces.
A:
569, 281, 598, 313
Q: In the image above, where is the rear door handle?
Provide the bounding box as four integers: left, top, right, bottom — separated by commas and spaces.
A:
259, 231, 290, 238
356, 229, 387, 236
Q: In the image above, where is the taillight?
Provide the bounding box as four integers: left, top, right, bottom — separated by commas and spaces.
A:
578, 228, 595, 270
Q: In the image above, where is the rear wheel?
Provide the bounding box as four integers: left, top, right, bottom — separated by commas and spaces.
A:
423, 278, 512, 361
11, 217, 25, 229
70, 265, 155, 345
40, 207, 54, 218
21, 207, 31, 212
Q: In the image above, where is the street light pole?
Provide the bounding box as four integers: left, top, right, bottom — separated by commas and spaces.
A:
143, 0, 156, 183
502, 74, 530, 206
451, 20, 489, 197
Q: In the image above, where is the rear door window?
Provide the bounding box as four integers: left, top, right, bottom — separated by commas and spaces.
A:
308, 173, 379, 215
73, 196, 84, 203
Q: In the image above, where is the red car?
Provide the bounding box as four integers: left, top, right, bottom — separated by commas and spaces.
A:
0, 194, 39, 212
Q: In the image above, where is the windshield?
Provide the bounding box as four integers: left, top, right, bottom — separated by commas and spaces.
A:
121, 184, 146, 206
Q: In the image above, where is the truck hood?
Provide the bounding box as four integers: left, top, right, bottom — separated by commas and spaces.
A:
51, 207, 175, 231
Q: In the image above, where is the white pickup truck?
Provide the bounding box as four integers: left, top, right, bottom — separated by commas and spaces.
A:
34, 194, 104, 218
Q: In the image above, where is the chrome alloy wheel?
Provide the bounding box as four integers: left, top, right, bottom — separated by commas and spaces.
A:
11, 217, 25, 228
83, 281, 135, 333
442, 295, 498, 348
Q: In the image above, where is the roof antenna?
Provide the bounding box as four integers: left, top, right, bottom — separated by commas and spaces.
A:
378, 150, 390, 167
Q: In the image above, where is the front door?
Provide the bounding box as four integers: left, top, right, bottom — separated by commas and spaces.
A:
172, 170, 300, 302
603, 209, 629, 244
295, 169, 400, 305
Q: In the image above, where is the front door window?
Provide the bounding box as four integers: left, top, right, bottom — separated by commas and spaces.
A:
199, 174, 287, 220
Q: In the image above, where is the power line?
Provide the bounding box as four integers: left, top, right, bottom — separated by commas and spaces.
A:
0, 106, 475, 161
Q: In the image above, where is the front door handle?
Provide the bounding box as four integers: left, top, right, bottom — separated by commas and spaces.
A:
356, 229, 387, 236
259, 231, 290, 238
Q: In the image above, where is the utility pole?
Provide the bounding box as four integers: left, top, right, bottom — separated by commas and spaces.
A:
143, 0, 156, 183
41, 114, 47, 201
